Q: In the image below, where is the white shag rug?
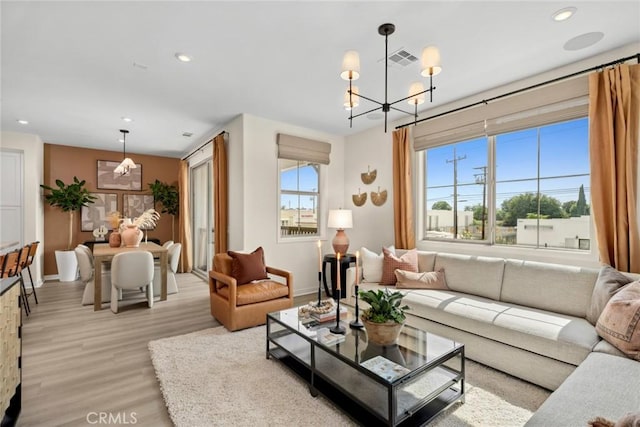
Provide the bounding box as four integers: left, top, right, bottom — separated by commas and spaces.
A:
149, 326, 550, 427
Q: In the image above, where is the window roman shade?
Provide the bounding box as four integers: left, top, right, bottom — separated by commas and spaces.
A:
277, 133, 331, 165
413, 75, 589, 151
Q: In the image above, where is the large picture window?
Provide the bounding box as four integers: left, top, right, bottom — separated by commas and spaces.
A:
423, 117, 590, 251
279, 159, 320, 238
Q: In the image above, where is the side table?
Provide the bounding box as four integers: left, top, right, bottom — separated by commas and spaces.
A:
322, 253, 356, 299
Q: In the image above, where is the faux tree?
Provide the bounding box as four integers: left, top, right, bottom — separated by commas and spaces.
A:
40, 176, 96, 250
148, 179, 179, 241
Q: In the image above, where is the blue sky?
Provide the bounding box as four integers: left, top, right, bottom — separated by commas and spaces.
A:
281, 163, 318, 210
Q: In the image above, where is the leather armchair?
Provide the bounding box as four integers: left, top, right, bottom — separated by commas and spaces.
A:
209, 253, 293, 331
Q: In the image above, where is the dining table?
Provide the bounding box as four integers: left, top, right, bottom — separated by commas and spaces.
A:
92, 242, 168, 311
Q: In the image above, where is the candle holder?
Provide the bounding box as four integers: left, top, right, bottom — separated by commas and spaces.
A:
316, 271, 323, 307
330, 296, 346, 334
349, 284, 364, 329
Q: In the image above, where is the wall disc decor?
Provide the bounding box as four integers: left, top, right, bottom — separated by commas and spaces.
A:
352, 188, 367, 207
371, 187, 387, 206
361, 166, 377, 185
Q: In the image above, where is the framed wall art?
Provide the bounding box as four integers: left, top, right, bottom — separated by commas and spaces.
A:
81, 193, 118, 231
123, 194, 155, 228
97, 160, 143, 191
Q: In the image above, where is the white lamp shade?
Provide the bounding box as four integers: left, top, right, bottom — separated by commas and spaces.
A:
420, 46, 442, 76
343, 86, 359, 110
121, 158, 137, 169
407, 82, 426, 105
340, 50, 360, 81
328, 209, 353, 229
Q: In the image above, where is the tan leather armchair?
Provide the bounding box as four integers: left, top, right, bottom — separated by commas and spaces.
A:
209, 253, 293, 331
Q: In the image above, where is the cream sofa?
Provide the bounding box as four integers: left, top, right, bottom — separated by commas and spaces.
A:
345, 250, 640, 424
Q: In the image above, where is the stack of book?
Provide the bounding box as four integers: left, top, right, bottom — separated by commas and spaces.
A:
311, 305, 348, 322
316, 328, 346, 346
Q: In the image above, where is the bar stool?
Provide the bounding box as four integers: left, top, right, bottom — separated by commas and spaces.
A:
0, 249, 29, 316
23, 241, 39, 305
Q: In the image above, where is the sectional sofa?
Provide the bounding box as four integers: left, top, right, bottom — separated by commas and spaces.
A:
345, 250, 640, 425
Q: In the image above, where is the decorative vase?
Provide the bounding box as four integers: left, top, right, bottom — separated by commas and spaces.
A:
121, 225, 143, 248
109, 231, 121, 248
362, 318, 404, 346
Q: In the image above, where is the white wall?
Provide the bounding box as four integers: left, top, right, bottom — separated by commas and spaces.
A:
0, 131, 45, 285
225, 113, 345, 296
344, 43, 640, 269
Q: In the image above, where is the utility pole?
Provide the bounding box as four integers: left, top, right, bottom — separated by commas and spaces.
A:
446, 147, 466, 239
474, 166, 488, 240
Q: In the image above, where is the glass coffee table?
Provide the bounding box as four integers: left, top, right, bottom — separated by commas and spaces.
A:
266, 307, 465, 426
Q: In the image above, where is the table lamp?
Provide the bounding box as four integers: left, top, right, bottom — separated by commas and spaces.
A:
328, 209, 353, 255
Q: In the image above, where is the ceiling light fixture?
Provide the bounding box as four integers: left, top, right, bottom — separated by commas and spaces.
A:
552, 7, 577, 21
341, 23, 442, 132
121, 116, 133, 122
114, 129, 137, 175
175, 53, 192, 62
16, 119, 29, 125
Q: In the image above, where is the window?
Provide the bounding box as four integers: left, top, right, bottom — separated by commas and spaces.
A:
279, 159, 320, 238
422, 117, 590, 251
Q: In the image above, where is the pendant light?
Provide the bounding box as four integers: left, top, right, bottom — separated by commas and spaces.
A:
114, 129, 137, 175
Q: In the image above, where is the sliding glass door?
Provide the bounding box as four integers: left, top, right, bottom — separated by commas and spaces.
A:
191, 160, 213, 278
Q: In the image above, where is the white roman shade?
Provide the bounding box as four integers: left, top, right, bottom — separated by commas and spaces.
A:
277, 133, 331, 165
413, 75, 589, 150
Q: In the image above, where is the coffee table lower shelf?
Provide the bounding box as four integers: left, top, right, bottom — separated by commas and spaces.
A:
268, 348, 463, 427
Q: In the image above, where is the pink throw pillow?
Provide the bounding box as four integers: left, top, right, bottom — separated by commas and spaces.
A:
380, 248, 418, 285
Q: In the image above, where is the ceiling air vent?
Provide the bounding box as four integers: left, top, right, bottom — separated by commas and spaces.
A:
182, 132, 193, 137
380, 48, 418, 68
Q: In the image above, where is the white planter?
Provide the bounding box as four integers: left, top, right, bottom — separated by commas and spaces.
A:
55, 250, 78, 282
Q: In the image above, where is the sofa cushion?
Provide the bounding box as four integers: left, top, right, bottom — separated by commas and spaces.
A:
596, 281, 640, 360
524, 352, 640, 427
433, 253, 505, 300
228, 247, 269, 285
395, 268, 448, 290
360, 245, 395, 283
500, 259, 598, 318
381, 248, 418, 285
217, 280, 288, 305
587, 265, 635, 325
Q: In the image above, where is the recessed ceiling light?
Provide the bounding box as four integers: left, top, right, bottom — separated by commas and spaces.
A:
121, 116, 133, 123
564, 32, 604, 51
16, 119, 29, 125
553, 7, 577, 22
175, 53, 193, 63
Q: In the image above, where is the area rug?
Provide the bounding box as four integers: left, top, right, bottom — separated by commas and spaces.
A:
149, 326, 550, 427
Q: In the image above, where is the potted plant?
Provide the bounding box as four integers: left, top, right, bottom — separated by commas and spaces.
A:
148, 180, 179, 241
359, 289, 410, 346
40, 177, 96, 281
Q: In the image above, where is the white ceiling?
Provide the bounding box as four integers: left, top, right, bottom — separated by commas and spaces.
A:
2, 1, 639, 158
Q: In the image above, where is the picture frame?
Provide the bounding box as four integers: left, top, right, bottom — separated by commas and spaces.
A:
97, 160, 143, 191
81, 193, 118, 231
123, 194, 155, 229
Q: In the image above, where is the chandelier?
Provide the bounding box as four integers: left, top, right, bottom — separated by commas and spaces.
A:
341, 23, 442, 132
114, 129, 137, 175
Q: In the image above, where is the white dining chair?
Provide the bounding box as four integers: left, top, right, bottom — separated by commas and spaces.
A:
110, 251, 154, 313
76, 245, 114, 305
152, 243, 181, 296
162, 240, 174, 249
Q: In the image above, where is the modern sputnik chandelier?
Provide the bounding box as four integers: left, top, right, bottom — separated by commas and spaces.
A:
114, 129, 137, 175
341, 23, 442, 132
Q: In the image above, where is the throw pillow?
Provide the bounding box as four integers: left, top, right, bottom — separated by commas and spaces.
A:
596, 280, 640, 360
360, 245, 395, 283
395, 268, 449, 290
380, 248, 418, 286
587, 265, 634, 325
227, 247, 269, 285
588, 412, 640, 427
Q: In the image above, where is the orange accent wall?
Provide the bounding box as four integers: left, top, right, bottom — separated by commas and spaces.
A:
42, 143, 181, 276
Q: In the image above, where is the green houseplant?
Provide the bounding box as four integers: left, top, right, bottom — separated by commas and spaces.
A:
148, 180, 179, 241
359, 288, 410, 345
40, 176, 96, 281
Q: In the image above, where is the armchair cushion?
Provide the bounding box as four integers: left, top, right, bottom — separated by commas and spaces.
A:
228, 247, 269, 285
217, 280, 289, 306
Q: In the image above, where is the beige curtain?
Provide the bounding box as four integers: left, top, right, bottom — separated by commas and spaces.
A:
392, 128, 416, 249
178, 160, 193, 273
213, 133, 228, 254
589, 63, 640, 273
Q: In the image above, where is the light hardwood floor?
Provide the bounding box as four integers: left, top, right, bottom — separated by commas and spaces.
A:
19, 274, 311, 426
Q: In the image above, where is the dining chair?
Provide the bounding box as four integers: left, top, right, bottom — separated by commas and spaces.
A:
162, 240, 174, 249
152, 243, 181, 296
110, 251, 154, 313
76, 245, 113, 305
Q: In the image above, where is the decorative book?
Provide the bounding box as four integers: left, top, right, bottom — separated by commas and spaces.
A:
316, 328, 346, 346
360, 355, 410, 382
311, 305, 348, 322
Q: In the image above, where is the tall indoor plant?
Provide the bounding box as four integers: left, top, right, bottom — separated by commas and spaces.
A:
41, 176, 96, 281
359, 289, 410, 345
148, 179, 179, 241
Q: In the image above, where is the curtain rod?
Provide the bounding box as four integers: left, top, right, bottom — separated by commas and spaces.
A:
396, 53, 640, 130
182, 130, 227, 161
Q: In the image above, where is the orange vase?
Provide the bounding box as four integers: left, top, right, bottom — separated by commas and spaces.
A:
109, 231, 121, 248
121, 225, 143, 248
